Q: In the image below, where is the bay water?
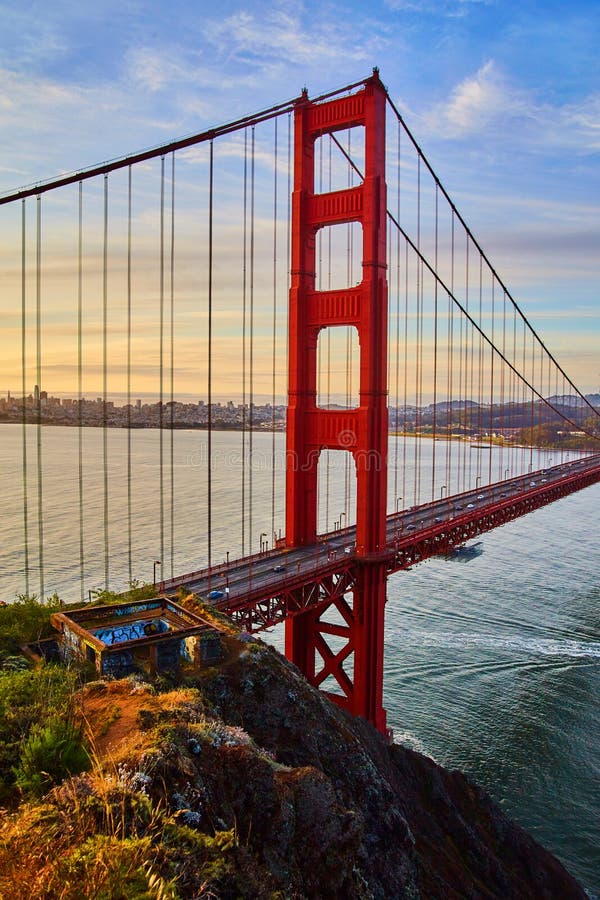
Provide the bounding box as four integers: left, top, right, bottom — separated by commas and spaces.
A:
1, 423, 598, 893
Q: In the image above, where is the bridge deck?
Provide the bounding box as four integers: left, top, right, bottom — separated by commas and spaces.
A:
161, 454, 600, 630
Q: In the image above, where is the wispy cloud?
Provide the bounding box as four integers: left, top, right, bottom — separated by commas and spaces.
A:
385, 0, 491, 11
204, 9, 378, 67
412, 60, 600, 154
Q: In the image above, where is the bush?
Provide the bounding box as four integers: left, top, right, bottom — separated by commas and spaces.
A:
88, 581, 156, 607
14, 717, 90, 797
0, 665, 78, 798
0, 593, 61, 658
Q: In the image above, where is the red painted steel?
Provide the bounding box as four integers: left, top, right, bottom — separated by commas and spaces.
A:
285, 72, 389, 732
164, 460, 600, 620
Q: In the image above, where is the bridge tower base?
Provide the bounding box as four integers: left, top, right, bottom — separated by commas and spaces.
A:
285, 73, 389, 733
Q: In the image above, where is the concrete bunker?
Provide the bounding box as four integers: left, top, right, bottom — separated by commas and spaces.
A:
49, 597, 225, 678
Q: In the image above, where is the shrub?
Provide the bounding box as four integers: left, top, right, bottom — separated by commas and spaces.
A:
0, 592, 61, 658
0, 665, 78, 798
14, 717, 90, 797
88, 580, 156, 607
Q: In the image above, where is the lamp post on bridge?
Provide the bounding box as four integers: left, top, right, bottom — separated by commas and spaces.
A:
259, 532, 267, 553
440, 485, 447, 499
476, 474, 481, 489
505, 468, 510, 480
153, 560, 161, 589
395, 496, 403, 512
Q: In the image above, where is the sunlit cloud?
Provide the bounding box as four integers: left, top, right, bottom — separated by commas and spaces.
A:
410, 60, 600, 154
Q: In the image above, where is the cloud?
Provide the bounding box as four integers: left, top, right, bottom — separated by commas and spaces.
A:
385, 0, 490, 11
420, 61, 528, 138
124, 6, 388, 100
204, 9, 374, 67
412, 60, 600, 154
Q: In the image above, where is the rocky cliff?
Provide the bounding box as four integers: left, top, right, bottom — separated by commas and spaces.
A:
0, 631, 587, 898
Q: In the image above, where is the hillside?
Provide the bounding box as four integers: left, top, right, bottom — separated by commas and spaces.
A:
0, 629, 587, 898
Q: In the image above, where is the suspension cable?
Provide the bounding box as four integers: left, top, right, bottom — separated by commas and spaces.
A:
384, 92, 599, 421
207, 141, 214, 568
271, 118, 278, 543
35, 196, 45, 599
241, 130, 248, 557
169, 153, 175, 579
159, 156, 165, 573
20, 200, 30, 596
126, 168, 132, 585
78, 181, 85, 597
388, 209, 600, 441
249, 128, 255, 551
102, 175, 109, 589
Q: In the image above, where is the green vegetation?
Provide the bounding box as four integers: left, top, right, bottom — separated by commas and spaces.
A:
0, 587, 155, 801
0, 664, 81, 800
14, 716, 89, 797
88, 580, 158, 607
0, 592, 61, 660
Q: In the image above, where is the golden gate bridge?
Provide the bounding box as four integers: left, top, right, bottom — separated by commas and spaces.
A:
1, 70, 599, 734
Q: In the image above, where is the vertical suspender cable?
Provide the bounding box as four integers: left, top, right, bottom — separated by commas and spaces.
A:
207, 141, 214, 567
415, 154, 422, 504
169, 154, 175, 579
102, 175, 109, 589
20, 201, 30, 596
159, 157, 165, 574
271, 118, 278, 542
126, 168, 132, 585
36, 196, 44, 600
447, 290, 454, 491
476, 254, 483, 485
241, 130, 248, 557
488, 276, 494, 485
464, 236, 471, 489
402, 241, 409, 506
521, 319, 527, 473
345, 129, 352, 522
512, 304, 517, 474
499, 290, 506, 481
466, 239, 472, 488
431, 183, 439, 501
78, 182, 85, 597
530, 335, 535, 471
446, 213, 455, 491
452, 232, 467, 492
393, 120, 401, 512
249, 128, 255, 550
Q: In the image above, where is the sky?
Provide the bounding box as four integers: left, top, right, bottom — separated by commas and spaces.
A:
0, 0, 598, 399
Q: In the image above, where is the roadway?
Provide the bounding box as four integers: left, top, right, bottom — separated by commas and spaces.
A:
161, 453, 600, 609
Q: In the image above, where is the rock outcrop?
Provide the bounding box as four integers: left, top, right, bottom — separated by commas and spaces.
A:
0, 632, 587, 898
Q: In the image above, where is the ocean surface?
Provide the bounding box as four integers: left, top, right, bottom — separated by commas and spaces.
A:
1, 423, 598, 894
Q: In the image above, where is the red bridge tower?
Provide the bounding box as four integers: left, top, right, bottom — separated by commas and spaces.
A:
286, 73, 389, 733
